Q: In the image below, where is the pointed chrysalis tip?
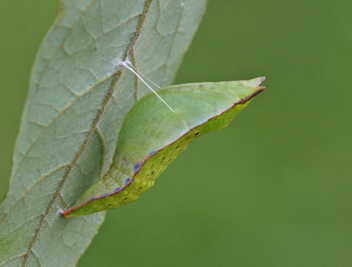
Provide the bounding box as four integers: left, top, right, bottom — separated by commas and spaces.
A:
256, 77, 266, 92
256, 76, 266, 86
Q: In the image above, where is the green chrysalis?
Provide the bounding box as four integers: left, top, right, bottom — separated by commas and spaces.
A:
63, 77, 264, 217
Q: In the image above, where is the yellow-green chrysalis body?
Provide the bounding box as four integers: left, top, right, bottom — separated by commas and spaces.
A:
63, 78, 264, 217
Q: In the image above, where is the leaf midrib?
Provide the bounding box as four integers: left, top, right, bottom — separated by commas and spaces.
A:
21, 1, 153, 266
10, 8, 141, 188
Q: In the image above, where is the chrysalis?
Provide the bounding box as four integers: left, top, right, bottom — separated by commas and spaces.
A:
63, 77, 265, 217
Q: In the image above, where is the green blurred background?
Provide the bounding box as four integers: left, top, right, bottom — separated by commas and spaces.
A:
1, 0, 352, 266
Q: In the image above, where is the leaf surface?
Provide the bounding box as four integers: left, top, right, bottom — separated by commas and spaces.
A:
0, 0, 207, 266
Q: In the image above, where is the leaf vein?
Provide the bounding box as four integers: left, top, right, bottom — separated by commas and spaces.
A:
21, 1, 153, 265
0, 166, 68, 223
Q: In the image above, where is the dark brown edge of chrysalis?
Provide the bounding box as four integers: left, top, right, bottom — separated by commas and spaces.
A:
63, 85, 265, 217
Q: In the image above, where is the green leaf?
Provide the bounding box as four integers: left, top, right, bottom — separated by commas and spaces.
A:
0, 0, 207, 266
